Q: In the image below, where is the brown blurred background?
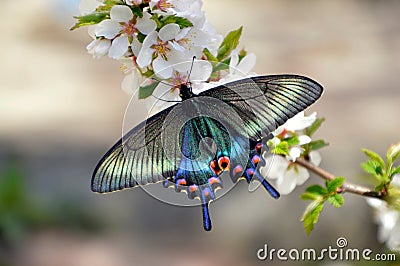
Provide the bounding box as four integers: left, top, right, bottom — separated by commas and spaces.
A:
1, 0, 400, 265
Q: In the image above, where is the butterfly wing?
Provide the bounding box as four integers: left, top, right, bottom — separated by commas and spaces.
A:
91, 104, 181, 193
199, 75, 323, 140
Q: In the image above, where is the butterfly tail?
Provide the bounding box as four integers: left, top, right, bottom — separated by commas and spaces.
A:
201, 202, 212, 231
253, 170, 280, 199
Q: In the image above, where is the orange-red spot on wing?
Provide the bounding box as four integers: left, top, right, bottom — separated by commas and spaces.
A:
218, 156, 230, 170
210, 160, 222, 175
233, 165, 244, 177
252, 155, 261, 166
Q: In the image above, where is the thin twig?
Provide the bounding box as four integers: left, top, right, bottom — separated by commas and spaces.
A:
295, 158, 382, 199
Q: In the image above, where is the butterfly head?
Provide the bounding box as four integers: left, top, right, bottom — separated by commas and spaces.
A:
179, 83, 194, 100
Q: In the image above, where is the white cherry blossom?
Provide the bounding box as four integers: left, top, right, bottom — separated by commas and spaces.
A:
367, 175, 400, 251
136, 23, 184, 79
260, 150, 321, 195
95, 6, 156, 59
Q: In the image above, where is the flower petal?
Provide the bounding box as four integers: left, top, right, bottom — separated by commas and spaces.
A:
276, 173, 297, 195
153, 56, 174, 79
159, 23, 180, 42
142, 31, 158, 48
79, 0, 101, 15
110, 5, 133, 22
131, 36, 142, 56
298, 135, 311, 145
309, 151, 322, 166
87, 39, 111, 59
293, 166, 310, 185
95, 19, 122, 39
121, 69, 141, 95
229, 50, 239, 75
284, 112, 317, 131
136, 47, 154, 68
260, 155, 287, 180
237, 53, 256, 74
108, 36, 129, 59
190, 60, 212, 82
288, 147, 302, 161
136, 12, 157, 35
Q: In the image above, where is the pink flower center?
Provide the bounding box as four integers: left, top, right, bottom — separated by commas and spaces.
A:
171, 72, 187, 91
157, 0, 173, 12
152, 40, 170, 60
123, 21, 137, 37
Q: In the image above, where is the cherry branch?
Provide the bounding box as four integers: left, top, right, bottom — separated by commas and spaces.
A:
295, 158, 382, 199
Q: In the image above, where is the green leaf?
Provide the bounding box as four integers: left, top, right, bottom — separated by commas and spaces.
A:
131, 6, 143, 18
137, 32, 146, 43
305, 118, 325, 137
387, 143, 400, 164
160, 15, 193, 29
306, 139, 329, 151
217, 26, 243, 60
103, 0, 124, 4
361, 148, 385, 169
269, 141, 289, 156
390, 166, 400, 177
138, 81, 160, 99
326, 177, 345, 193
70, 12, 109, 30
361, 160, 383, 177
152, 14, 162, 29
327, 194, 344, 207
301, 200, 325, 235
301, 192, 322, 201
284, 136, 300, 146
212, 61, 230, 73
203, 48, 218, 63
305, 184, 327, 196
96, 0, 124, 11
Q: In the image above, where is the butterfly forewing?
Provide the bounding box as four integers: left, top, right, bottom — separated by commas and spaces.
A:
199, 75, 323, 140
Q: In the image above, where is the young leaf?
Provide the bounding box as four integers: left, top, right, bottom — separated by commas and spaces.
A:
96, 0, 125, 12
270, 141, 289, 156
160, 15, 193, 29
326, 177, 345, 193
217, 27, 243, 60
361, 160, 383, 177
327, 194, 344, 207
301, 192, 321, 201
305, 118, 325, 137
387, 143, 400, 164
70, 12, 109, 30
203, 48, 219, 63
305, 184, 327, 196
301, 200, 325, 235
284, 136, 300, 146
138, 81, 160, 99
390, 166, 400, 177
361, 148, 385, 169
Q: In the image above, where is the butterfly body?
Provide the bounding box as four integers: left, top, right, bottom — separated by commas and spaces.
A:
92, 75, 323, 231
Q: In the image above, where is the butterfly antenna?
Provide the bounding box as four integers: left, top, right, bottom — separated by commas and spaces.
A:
151, 94, 180, 103
151, 76, 173, 87
148, 77, 180, 102
187, 56, 196, 92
